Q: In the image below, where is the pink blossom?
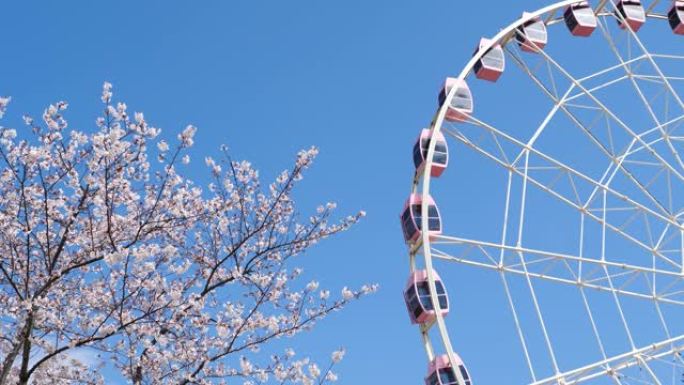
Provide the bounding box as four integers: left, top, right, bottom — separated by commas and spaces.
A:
0, 83, 372, 385
0, 96, 11, 118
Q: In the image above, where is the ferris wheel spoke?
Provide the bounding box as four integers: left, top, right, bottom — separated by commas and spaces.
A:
529, 335, 684, 385
432, 234, 675, 278
444, 121, 683, 273
431, 235, 684, 305
511, 20, 684, 166
624, 115, 684, 157
447, 116, 672, 229
645, 0, 663, 14
499, 268, 539, 382
651, 54, 684, 60
504, 44, 680, 219
651, 298, 677, 367
509, 15, 684, 381
565, 74, 631, 104
578, 284, 610, 364
632, 74, 684, 83
565, 54, 651, 101
648, 351, 684, 373
492, 168, 542, 380
596, 14, 684, 178
637, 356, 664, 385
514, 146, 563, 375
607, 3, 684, 111
505, 49, 677, 225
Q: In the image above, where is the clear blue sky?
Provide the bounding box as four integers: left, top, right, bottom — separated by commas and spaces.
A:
2, 1, 683, 384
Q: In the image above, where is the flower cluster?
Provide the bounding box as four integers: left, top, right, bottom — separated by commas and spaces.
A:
0, 83, 374, 385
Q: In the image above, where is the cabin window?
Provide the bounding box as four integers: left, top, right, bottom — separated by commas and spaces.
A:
481, 47, 504, 70
433, 151, 448, 166
418, 138, 448, 166
458, 365, 471, 385
435, 280, 446, 295
412, 204, 441, 231
416, 281, 448, 311
670, 5, 684, 28
413, 141, 424, 168
417, 282, 431, 310
402, 208, 417, 240
420, 138, 430, 160
427, 372, 440, 385
437, 281, 448, 308
439, 368, 459, 385
405, 287, 423, 319
671, 7, 680, 27
622, 3, 645, 21
450, 88, 472, 111
670, 9, 679, 28
574, 5, 596, 25
524, 20, 547, 42
420, 138, 447, 154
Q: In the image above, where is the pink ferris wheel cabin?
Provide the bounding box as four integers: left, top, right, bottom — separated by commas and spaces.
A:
669, 1, 684, 34
413, 129, 449, 177
516, 12, 548, 52
400, 193, 442, 244
438, 78, 473, 123
425, 354, 472, 385
614, 0, 646, 31
564, 1, 597, 36
473, 38, 505, 82
404, 269, 449, 325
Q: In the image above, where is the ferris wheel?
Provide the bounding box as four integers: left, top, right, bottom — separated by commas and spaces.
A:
401, 1, 684, 384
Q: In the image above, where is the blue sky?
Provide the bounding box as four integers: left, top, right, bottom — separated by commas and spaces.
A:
2, 1, 684, 384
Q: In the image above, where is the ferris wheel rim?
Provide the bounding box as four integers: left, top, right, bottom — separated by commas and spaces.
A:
410, 1, 684, 384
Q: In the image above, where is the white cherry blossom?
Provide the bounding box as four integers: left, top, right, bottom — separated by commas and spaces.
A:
0, 83, 373, 385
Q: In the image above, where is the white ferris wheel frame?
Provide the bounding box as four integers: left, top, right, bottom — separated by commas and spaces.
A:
410, 1, 684, 384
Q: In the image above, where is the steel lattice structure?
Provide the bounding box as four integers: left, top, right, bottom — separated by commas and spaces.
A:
406, 1, 684, 384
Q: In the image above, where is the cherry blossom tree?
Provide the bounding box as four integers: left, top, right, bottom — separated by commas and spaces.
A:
0, 83, 375, 385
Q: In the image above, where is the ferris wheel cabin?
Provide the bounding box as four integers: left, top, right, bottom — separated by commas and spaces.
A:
413, 129, 449, 177
404, 269, 449, 324
400, 193, 442, 243
614, 0, 646, 31
438, 78, 473, 122
516, 13, 548, 52
473, 38, 505, 82
425, 354, 472, 385
669, 1, 684, 34
564, 2, 597, 36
